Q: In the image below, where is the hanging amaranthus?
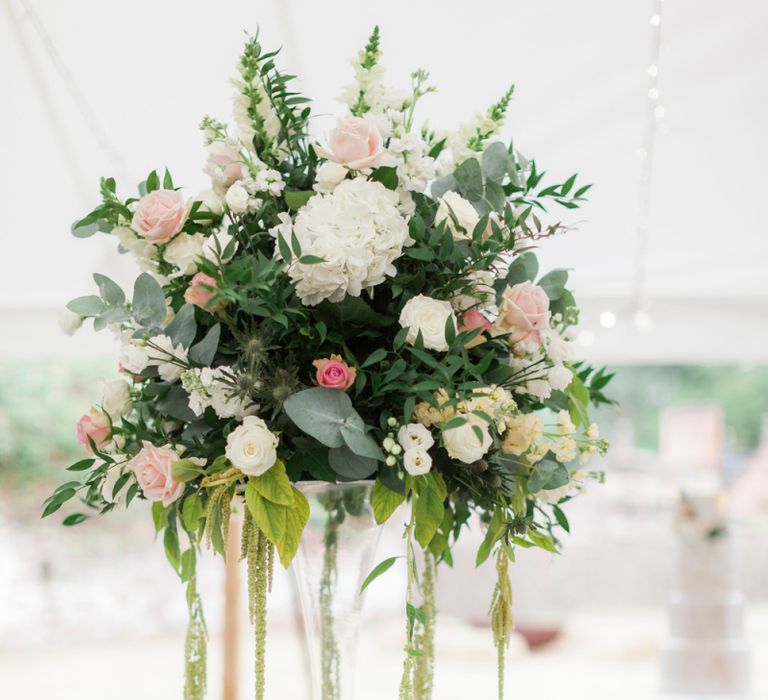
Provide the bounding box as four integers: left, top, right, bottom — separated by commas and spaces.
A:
489, 549, 514, 700
183, 579, 208, 700
413, 550, 436, 700
242, 507, 273, 700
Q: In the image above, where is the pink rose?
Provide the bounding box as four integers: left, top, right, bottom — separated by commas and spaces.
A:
459, 308, 492, 348
132, 189, 187, 242
77, 409, 111, 453
205, 142, 244, 188
184, 272, 219, 310
129, 441, 184, 506
324, 117, 382, 170
312, 354, 357, 391
495, 281, 551, 346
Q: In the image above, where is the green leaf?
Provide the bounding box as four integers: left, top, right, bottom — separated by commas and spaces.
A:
171, 459, 204, 483
453, 158, 484, 201
277, 233, 292, 263
284, 190, 314, 210
250, 460, 294, 506
476, 508, 504, 566
245, 480, 286, 545
553, 504, 570, 533
328, 445, 378, 480
182, 493, 204, 532
163, 168, 174, 190
189, 323, 221, 365
538, 269, 568, 301
146, 170, 160, 193
481, 142, 512, 182
93, 273, 125, 306
414, 485, 445, 548
180, 548, 196, 582
361, 348, 387, 368
360, 556, 402, 593
430, 173, 457, 200
67, 295, 106, 317
370, 166, 399, 190
152, 501, 168, 532
276, 486, 310, 568
371, 480, 405, 524
163, 527, 181, 572
528, 529, 559, 553
164, 303, 197, 348
528, 459, 569, 492
62, 513, 87, 526
283, 387, 352, 448
132, 272, 167, 327
505, 252, 539, 286
339, 413, 385, 461
66, 458, 95, 472
566, 375, 591, 428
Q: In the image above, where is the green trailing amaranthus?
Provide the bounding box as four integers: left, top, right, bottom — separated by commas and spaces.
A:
183, 580, 208, 700
413, 551, 436, 700
242, 508, 273, 700
489, 550, 514, 700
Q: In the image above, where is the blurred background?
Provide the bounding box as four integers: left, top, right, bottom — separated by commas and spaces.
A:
1, 0, 767, 698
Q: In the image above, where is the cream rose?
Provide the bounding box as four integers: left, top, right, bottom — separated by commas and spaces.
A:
191, 189, 224, 219
99, 379, 133, 421
399, 294, 456, 352
314, 161, 348, 193
132, 190, 187, 242
398, 423, 435, 451
225, 416, 278, 476
442, 415, 493, 464
225, 182, 250, 214
435, 191, 480, 240
164, 232, 204, 275
403, 447, 432, 476
323, 117, 383, 170
202, 229, 238, 263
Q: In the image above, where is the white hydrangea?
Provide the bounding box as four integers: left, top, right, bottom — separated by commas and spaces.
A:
273, 177, 410, 306
181, 366, 256, 420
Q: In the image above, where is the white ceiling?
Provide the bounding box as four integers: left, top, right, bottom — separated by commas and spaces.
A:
2, 0, 767, 363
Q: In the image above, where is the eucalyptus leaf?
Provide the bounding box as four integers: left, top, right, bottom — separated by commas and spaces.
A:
189, 324, 221, 365
132, 273, 167, 327
528, 459, 570, 492
283, 387, 352, 448
328, 445, 378, 480
164, 304, 197, 348
93, 273, 125, 306
67, 295, 106, 317
453, 158, 484, 201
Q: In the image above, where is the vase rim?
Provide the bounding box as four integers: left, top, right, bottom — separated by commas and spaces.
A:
294, 479, 376, 494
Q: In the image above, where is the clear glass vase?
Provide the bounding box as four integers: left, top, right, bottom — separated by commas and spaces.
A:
292, 481, 382, 700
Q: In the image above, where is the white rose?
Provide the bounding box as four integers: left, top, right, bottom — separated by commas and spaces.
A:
398, 423, 435, 451
99, 379, 133, 421
164, 232, 204, 275
225, 183, 250, 214
403, 447, 432, 476
435, 191, 480, 240
202, 229, 238, 263
192, 189, 224, 218
225, 416, 279, 476
314, 161, 348, 193
119, 343, 149, 375
442, 416, 493, 464
548, 364, 573, 392
58, 307, 82, 336
113, 225, 156, 260
399, 294, 456, 352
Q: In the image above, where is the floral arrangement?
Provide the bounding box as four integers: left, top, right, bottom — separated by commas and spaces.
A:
48, 27, 613, 700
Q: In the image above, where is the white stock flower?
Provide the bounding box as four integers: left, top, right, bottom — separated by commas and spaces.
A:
443, 415, 493, 464
314, 161, 348, 193
58, 307, 82, 335
548, 364, 573, 391
254, 168, 285, 196
542, 329, 574, 364
502, 413, 543, 456
146, 334, 188, 382
225, 416, 278, 476
225, 182, 250, 214
556, 410, 576, 435
277, 177, 410, 306
587, 423, 599, 439
525, 379, 552, 401
534, 470, 588, 505
398, 423, 435, 451
202, 229, 238, 263
98, 379, 133, 421
435, 191, 480, 240
119, 342, 149, 375
403, 447, 432, 476
182, 366, 256, 420
399, 295, 456, 352
553, 437, 578, 463
164, 232, 204, 275
452, 269, 496, 312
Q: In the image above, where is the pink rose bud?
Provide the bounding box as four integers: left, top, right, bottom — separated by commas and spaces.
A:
459, 308, 492, 348
495, 281, 551, 347
312, 354, 357, 391
128, 441, 184, 506
76, 408, 111, 453
184, 272, 219, 311
132, 189, 187, 242
205, 142, 244, 188
325, 117, 383, 170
